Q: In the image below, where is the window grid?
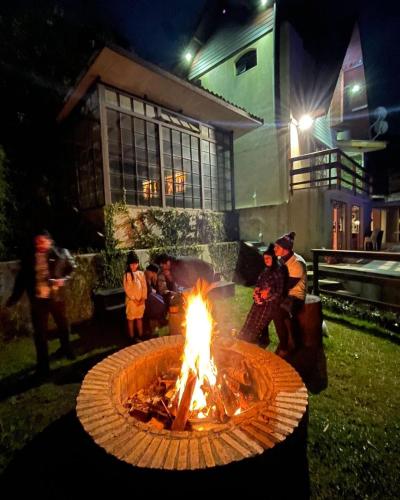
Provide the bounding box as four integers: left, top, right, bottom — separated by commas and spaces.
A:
104, 87, 232, 210
75, 89, 104, 209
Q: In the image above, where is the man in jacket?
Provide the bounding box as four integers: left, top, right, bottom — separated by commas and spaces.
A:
6, 230, 76, 376
273, 231, 307, 357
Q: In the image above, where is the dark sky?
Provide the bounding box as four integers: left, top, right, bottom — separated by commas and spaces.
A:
91, 0, 400, 132
93, 0, 208, 68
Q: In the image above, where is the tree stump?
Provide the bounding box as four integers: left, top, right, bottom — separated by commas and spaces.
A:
288, 295, 327, 394
297, 294, 323, 349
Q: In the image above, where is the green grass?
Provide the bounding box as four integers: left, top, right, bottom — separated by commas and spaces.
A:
0, 286, 399, 499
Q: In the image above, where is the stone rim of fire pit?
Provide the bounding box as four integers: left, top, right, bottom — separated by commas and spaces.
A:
77, 336, 308, 470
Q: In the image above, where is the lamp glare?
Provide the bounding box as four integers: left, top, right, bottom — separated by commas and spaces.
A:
298, 114, 314, 131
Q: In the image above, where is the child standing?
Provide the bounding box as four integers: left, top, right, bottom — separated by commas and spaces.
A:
123, 251, 147, 342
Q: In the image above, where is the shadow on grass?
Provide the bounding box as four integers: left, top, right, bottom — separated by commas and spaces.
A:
0, 316, 131, 402
0, 348, 120, 402
323, 311, 400, 346
0, 409, 310, 499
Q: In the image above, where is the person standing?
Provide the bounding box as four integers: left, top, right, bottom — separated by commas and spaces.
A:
6, 230, 76, 376
239, 243, 287, 347
123, 251, 147, 343
273, 231, 307, 357
143, 263, 167, 337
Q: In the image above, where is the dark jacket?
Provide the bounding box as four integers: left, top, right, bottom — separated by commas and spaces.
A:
7, 246, 76, 304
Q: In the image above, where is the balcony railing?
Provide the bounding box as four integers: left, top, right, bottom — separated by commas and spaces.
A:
290, 148, 372, 196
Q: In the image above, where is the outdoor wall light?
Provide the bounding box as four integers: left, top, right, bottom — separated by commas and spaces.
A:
298, 114, 314, 131
184, 51, 193, 63
351, 83, 361, 94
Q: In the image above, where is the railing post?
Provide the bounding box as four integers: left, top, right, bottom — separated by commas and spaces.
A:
313, 250, 319, 296
289, 158, 293, 195
337, 151, 341, 190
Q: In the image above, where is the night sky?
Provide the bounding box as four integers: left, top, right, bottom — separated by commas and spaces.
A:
92, 0, 400, 132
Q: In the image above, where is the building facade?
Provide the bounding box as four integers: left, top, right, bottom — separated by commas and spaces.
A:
59, 3, 392, 256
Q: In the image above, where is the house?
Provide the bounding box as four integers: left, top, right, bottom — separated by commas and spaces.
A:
57, 45, 262, 245
58, 1, 390, 256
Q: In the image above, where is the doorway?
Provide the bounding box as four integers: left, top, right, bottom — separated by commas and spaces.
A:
351, 205, 361, 249
332, 201, 347, 249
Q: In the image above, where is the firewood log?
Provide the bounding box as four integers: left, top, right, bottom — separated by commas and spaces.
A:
171, 371, 197, 431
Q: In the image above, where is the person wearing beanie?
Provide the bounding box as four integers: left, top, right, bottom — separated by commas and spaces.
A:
123, 251, 147, 343
273, 231, 307, 356
239, 243, 287, 347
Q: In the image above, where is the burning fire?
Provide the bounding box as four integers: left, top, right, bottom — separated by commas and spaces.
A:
174, 284, 217, 416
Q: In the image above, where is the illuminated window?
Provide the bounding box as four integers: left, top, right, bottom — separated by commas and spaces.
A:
142, 180, 159, 199
165, 172, 186, 195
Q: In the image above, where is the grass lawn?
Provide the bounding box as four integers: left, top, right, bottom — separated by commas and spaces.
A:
0, 285, 399, 498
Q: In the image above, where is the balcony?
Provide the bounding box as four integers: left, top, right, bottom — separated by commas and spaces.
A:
290, 148, 372, 197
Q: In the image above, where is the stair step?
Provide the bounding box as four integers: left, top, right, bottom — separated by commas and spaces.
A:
333, 289, 360, 297
318, 279, 342, 290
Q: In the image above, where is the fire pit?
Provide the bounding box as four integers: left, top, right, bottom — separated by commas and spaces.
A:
78, 284, 307, 470
77, 336, 307, 469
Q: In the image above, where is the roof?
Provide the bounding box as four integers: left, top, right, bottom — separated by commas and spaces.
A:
57, 45, 263, 137
189, 7, 274, 80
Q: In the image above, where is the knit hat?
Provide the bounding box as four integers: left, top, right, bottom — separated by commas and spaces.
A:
263, 243, 275, 256
275, 231, 296, 250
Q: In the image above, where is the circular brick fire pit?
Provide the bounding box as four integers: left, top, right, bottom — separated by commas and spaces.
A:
77, 336, 307, 470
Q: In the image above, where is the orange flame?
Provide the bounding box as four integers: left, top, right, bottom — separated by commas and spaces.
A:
175, 282, 216, 415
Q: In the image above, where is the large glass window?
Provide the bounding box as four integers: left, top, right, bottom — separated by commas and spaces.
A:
107, 109, 161, 206
162, 127, 201, 208
104, 86, 233, 210
75, 89, 104, 209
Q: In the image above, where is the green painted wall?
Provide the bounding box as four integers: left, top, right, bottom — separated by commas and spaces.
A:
198, 33, 287, 209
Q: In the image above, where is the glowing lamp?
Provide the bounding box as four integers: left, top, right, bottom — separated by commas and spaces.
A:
298, 114, 314, 131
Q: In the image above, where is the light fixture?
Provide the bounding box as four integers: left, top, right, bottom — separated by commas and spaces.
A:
351, 83, 361, 94
184, 51, 193, 63
260, 0, 268, 6
298, 114, 314, 131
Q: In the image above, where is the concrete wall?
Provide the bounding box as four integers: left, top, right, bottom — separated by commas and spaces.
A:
238, 188, 371, 259
199, 33, 285, 209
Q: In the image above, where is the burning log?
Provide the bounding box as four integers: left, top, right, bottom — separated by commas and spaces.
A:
207, 381, 228, 423
222, 361, 251, 386
171, 370, 197, 431
218, 376, 240, 417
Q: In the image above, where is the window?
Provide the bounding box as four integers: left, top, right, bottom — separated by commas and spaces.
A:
75, 88, 104, 209
235, 49, 257, 76
103, 86, 233, 210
